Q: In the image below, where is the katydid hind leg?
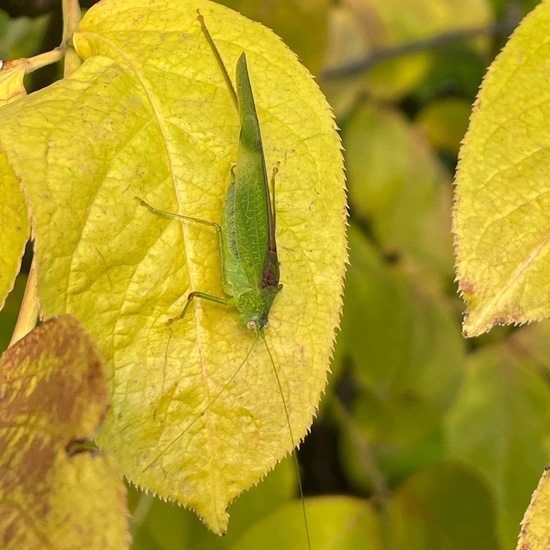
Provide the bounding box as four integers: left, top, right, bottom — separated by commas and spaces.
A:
172, 291, 231, 323
137, 197, 231, 322
261, 168, 281, 289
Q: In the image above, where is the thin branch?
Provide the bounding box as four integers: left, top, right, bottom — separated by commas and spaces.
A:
20, 48, 64, 73
62, 0, 81, 45
62, 0, 82, 76
322, 16, 519, 80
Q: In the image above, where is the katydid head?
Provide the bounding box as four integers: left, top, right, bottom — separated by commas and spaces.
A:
245, 315, 268, 333
239, 307, 269, 333
236, 284, 282, 334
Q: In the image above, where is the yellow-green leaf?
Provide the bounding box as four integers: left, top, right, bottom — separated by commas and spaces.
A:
0, 0, 346, 533
0, 315, 128, 549
344, 103, 453, 277
321, 0, 491, 116
453, 0, 550, 336
0, 59, 30, 314
130, 458, 296, 549
233, 496, 381, 550
516, 467, 550, 550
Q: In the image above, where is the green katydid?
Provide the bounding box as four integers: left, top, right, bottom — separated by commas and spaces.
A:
139, 12, 311, 547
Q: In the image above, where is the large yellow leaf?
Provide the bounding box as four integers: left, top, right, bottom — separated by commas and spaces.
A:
0, 315, 128, 549
453, 0, 550, 336
0, 0, 346, 533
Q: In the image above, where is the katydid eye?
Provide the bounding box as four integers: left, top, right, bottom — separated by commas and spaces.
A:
247, 321, 257, 331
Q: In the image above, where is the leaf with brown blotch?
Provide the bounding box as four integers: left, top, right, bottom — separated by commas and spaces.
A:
0, 315, 129, 550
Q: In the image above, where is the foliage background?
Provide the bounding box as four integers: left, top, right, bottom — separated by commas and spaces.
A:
1, 0, 549, 548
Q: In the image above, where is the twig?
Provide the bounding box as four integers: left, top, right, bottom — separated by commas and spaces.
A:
322, 16, 519, 80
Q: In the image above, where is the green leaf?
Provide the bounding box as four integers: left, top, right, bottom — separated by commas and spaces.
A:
388, 461, 500, 549
415, 98, 472, 156
0, 0, 346, 534
453, 0, 550, 336
321, 0, 491, 115
509, 318, 550, 372
337, 226, 464, 488
444, 343, 550, 548
0, 272, 27, 354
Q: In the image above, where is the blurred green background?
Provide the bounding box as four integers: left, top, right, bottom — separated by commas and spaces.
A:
2, 0, 549, 548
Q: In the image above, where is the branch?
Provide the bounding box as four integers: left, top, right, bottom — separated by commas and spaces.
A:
321, 15, 520, 80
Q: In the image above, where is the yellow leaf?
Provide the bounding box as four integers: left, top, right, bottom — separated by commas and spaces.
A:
0, 61, 30, 313
0, 153, 29, 311
0, 0, 347, 533
0, 60, 27, 106
0, 315, 128, 549
453, 0, 550, 336
517, 467, 550, 550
